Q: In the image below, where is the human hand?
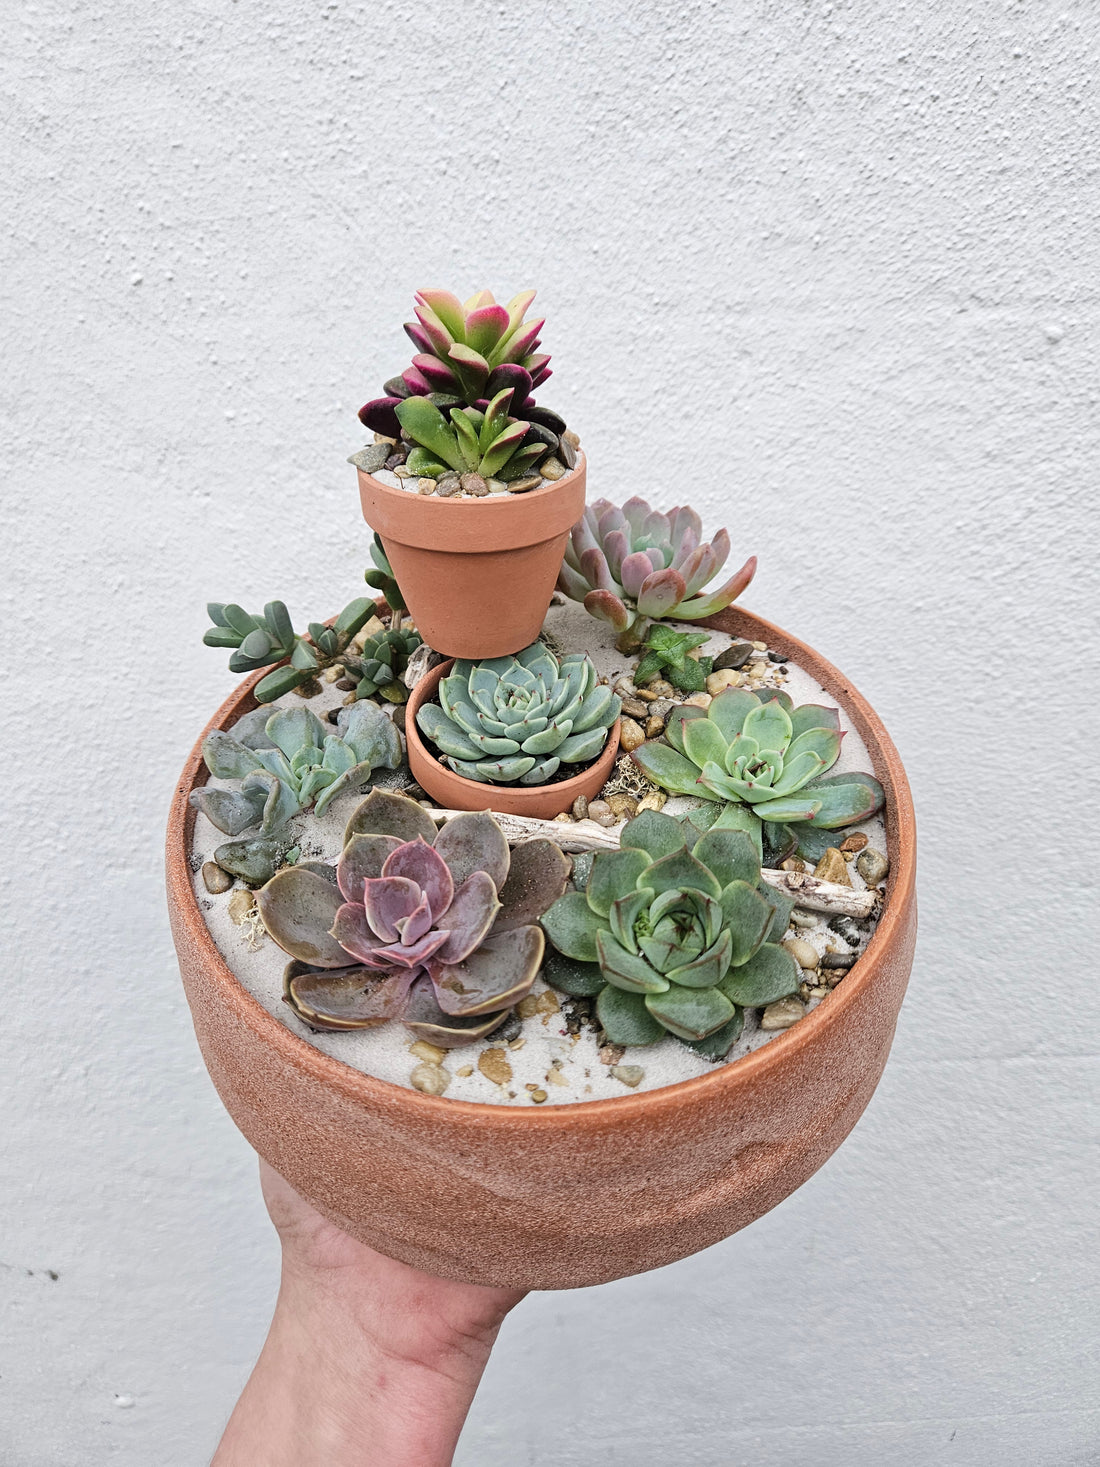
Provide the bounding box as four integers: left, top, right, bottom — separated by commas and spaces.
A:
212, 1160, 526, 1467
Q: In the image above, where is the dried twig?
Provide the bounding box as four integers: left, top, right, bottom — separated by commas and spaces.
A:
425, 807, 876, 917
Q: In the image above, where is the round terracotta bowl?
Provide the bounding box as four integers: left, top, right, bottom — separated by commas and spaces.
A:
357, 454, 586, 660
404, 659, 622, 819
166, 606, 916, 1291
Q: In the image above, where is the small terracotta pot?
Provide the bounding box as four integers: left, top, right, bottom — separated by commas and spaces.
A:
167, 606, 916, 1291
357, 455, 587, 660
404, 659, 621, 819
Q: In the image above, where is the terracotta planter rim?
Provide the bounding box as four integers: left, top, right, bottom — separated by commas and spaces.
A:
167, 604, 916, 1129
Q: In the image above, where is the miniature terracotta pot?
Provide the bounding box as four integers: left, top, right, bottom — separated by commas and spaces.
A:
167, 606, 916, 1291
403, 659, 621, 819
357, 455, 587, 660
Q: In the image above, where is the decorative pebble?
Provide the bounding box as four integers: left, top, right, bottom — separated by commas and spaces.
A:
554, 811, 574, 824
393, 465, 412, 479
632, 685, 657, 702
825, 971, 847, 989
761, 997, 805, 1031
821, 950, 855, 970
856, 848, 890, 885
486, 478, 508, 494
606, 793, 639, 820
752, 640, 767, 651
712, 642, 754, 671
586, 799, 615, 828
373, 433, 397, 446
767, 649, 786, 663
545, 1067, 569, 1087
572, 794, 589, 820
536, 990, 560, 1015
435, 474, 461, 497
814, 848, 852, 886
390, 704, 407, 733
636, 790, 668, 812
650, 697, 675, 719
346, 443, 390, 473
611, 1065, 645, 1088
455, 1064, 474, 1077
539, 457, 566, 480
828, 914, 865, 947
598, 1043, 626, 1066
517, 994, 541, 1019
410, 1063, 450, 1096
409, 1040, 448, 1065
645, 715, 666, 739
620, 696, 650, 720
214, 838, 284, 885
417, 477, 436, 495
682, 692, 712, 709
487, 1010, 523, 1042
202, 861, 233, 894
227, 889, 257, 926
645, 679, 675, 699
789, 908, 818, 928
781, 857, 807, 873
385, 451, 406, 471
706, 669, 742, 694
478, 1049, 513, 1086
747, 661, 768, 680
782, 937, 820, 970
619, 717, 646, 752
506, 475, 543, 493
562, 428, 581, 450
840, 832, 869, 853
460, 472, 489, 496
529, 1088, 548, 1103
320, 665, 344, 684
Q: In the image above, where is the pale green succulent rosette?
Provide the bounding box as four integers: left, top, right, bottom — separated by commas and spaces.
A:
190, 701, 403, 838
631, 687, 884, 861
416, 642, 621, 786
539, 810, 800, 1057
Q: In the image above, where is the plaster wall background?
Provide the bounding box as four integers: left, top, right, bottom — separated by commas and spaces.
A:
3, 2, 1097, 1463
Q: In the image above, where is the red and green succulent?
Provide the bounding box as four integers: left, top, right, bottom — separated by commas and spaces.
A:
256, 790, 570, 1047
359, 288, 553, 441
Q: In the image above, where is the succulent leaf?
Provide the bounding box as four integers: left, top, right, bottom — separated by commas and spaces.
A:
718, 942, 800, 1007
257, 868, 350, 968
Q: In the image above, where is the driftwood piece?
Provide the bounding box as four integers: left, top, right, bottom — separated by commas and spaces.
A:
425, 807, 876, 918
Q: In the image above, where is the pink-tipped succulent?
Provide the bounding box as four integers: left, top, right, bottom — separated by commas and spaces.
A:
359, 288, 552, 440
256, 790, 570, 1047
557, 497, 757, 641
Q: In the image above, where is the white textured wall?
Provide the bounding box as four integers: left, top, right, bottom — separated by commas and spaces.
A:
4, 2, 1098, 1463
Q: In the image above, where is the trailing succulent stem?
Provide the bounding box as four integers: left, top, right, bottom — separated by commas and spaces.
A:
634, 625, 713, 694
204, 597, 379, 702
417, 642, 620, 786
257, 789, 571, 1046
363, 535, 406, 613
557, 497, 757, 637
539, 808, 800, 1054
190, 702, 402, 836
631, 687, 884, 861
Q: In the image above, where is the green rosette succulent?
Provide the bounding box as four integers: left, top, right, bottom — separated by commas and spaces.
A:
416, 642, 621, 786
631, 687, 884, 859
394, 386, 548, 482
203, 596, 379, 702
189, 702, 402, 837
346, 627, 422, 701
539, 809, 800, 1055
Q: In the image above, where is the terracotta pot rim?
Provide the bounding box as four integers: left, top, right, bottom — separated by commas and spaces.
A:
166, 605, 916, 1129
403, 658, 622, 815
360, 452, 585, 512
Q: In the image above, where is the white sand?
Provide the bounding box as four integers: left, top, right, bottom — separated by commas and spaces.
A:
189, 601, 887, 1106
